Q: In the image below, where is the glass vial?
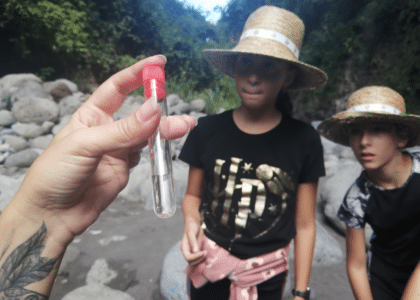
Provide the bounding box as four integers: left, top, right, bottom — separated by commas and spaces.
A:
142, 65, 175, 218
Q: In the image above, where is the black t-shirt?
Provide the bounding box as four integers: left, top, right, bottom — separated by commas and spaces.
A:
338, 152, 420, 273
179, 110, 325, 258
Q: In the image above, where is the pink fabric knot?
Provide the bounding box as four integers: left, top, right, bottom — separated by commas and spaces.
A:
185, 235, 290, 300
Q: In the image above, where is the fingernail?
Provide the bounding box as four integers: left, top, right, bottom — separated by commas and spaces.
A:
136, 99, 158, 122
156, 54, 167, 63
190, 117, 197, 132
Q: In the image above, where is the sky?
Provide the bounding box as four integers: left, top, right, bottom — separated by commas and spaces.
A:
179, 0, 231, 24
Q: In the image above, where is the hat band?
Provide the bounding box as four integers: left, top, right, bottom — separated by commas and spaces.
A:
240, 28, 300, 59
347, 104, 402, 115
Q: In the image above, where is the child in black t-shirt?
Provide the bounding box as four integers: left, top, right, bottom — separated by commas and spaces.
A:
318, 86, 420, 300
179, 5, 327, 300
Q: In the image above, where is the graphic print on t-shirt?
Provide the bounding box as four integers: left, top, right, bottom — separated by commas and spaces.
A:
204, 157, 295, 240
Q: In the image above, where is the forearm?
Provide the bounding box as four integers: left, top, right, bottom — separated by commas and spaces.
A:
182, 194, 202, 226
294, 222, 316, 293
347, 263, 373, 300
402, 263, 420, 299
0, 200, 67, 298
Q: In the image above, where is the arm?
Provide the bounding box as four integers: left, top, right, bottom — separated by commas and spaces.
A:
181, 166, 207, 266
402, 262, 420, 299
0, 55, 196, 299
346, 226, 373, 300
293, 180, 318, 299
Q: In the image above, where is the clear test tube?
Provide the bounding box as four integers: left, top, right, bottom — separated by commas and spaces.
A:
142, 65, 175, 218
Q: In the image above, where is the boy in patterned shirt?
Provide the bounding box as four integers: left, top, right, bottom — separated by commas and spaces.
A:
318, 86, 420, 300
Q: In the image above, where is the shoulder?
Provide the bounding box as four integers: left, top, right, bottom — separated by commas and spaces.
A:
410, 151, 420, 174
283, 116, 319, 137
195, 110, 232, 130
337, 173, 371, 228
281, 116, 322, 148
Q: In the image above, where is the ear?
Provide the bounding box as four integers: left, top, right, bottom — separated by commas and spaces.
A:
395, 124, 411, 149
283, 68, 298, 88
397, 138, 409, 150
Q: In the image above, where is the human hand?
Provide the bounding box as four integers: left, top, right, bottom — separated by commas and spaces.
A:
7, 55, 196, 245
181, 218, 207, 266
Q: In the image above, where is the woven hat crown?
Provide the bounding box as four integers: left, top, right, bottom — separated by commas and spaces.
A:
346, 86, 406, 114
239, 6, 305, 61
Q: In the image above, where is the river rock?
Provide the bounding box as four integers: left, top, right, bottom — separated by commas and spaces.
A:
11, 122, 46, 138
30, 134, 53, 149
59, 92, 88, 116
11, 80, 51, 105
12, 97, 59, 124
44, 81, 72, 101
189, 98, 206, 112
3, 135, 28, 151
0, 110, 15, 126
4, 149, 39, 168
0, 73, 43, 109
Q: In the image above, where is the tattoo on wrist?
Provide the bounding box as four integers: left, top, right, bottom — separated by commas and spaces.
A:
0, 222, 58, 299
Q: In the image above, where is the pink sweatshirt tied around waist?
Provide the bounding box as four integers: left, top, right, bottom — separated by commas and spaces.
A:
185, 235, 290, 300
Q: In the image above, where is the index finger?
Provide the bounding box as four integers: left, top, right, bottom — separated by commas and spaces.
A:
86, 55, 167, 116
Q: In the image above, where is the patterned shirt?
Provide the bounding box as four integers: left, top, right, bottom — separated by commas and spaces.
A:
338, 151, 420, 269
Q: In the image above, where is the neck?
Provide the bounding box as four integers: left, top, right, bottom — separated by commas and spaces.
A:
233, 105, 282, 134
366, 151, 412, 189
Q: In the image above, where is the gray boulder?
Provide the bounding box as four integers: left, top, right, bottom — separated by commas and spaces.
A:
189, 98, 206, 112
0, 110, 15, 126
12, 122, 46, 138
59, 92, 88, 117
12, 97, 59, 124
167, 94, 183, 107
44, 81, 72, 101
113, 95, 144, 120
3, 135, 28, 151
11, 81, 51, 105
49, 78, 78, 94
52, 115, 72, 135
4, 149, 39, 168
30, 134, 53, 149
160, 241, 188, 300
319, 161, 362, 233
119, 159, 189, 210
0, 74, 43, 109
169, 101, 191, 116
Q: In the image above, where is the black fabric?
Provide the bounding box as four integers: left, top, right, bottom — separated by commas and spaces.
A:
179, 110, 325, 258
369, 253, 411, 300
366, 174, 420, 271
189, 271, 288, 300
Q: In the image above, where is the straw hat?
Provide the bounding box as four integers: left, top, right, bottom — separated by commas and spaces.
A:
203, 6, 328, 90
318, 86, 420, 147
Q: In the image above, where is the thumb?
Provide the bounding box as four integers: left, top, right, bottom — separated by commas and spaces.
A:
79, 99, 161, 155
188, 228, 201, 253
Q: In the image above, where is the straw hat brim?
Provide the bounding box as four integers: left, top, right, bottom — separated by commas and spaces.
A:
317, 111, 420, 147
203, 49, 328, 91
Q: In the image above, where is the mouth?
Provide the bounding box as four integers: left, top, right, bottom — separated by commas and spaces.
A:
360, 152, 375, 161
242, 89, 262, 97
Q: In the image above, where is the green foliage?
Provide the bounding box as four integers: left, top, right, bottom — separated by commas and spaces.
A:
199, 76, 241, 114
1, 0, 420, 117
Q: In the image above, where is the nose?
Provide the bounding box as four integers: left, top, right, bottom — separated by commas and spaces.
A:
360, 131, 372, 146
247, 72, 260, 85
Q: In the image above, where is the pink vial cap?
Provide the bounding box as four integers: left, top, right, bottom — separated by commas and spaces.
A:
142, 65, 165, 84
